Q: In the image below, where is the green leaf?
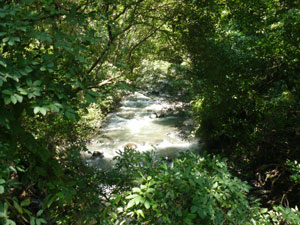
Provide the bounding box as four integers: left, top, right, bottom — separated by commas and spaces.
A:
15, 94, 23, 103
36, 218, 46, 225
26, 79, 33, 86
16, 166, 25, 172
21, 199, 31, 207
47, 62, 54, 68
13, 37, 20, 42
37, 209, 43, 217
0, 32, 6, 37
0, 185, 4, 194
132, 187, 141, 193
5, 219, 16, 225
0, 179, 5, 185
2, 37, 9, 42
39, 107, 47, 116
0, 211, 6, 218
0, 60, 7, 68
2, 89, 12, 95
10, 95, 17, 104
85, 94, 96, 103
30, 217, 35, 225
144, 201, 150, 209
50, 104, 60, 112
135, 196, 145, 205
25, 66, 33, 73
9, 166, 17, 173
33, 91, 41, 96
212, 182, 218, 189
13, 200, 23, 214
18, 27, 27, 32
136, 209, 145, 218
152, 204, 158, 209
20, 70, 29, 75
28, 93, 34, 99
18, 88, 28, 95
33, 80, 42, 86
8, 40, 15, 46
260, 208, 268, 214
87, 90, 99, 97
127, 199, 135, 209
125, 194, 139, 200
46, 195, 57, 208
40, 67, 46, 71
34, 107, 40, 114
4, 97, 11, 104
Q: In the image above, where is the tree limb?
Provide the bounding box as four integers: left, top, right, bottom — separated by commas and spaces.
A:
128, 22, 166, 60
86, 72, 125, 90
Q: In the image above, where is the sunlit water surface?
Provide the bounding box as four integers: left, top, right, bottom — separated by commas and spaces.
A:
84, 92, 200, 169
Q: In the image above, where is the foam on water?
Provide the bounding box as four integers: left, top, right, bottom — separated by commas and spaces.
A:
85, 91, 199, 168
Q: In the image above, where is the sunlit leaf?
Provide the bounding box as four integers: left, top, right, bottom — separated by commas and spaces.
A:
15, 94, 23, 103
127, 199, 135, 209
34, 107, 40, 114
10, 95, 17, 104
0, 185, 4, 194
144, 201, 150, 209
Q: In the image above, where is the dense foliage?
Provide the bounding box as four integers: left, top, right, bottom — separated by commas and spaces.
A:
174, 0, 300, 207
0, 0, 153, 223
1, 0, 299, 224
101, 150, 300, 225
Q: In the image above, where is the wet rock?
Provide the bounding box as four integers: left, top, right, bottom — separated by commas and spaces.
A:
162, 156, 172, 163
149, 112, 158, 119
124, 143, 137, 150
183, 119, 194, 126
91, 151, 104, 159
156, 112, 164, 118
151, 90, 160, 95
156, 108, 169, 118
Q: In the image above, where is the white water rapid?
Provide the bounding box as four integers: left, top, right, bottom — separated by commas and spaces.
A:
84, 91, 200, 169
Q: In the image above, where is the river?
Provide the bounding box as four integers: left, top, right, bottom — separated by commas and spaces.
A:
84, 91, 200, 169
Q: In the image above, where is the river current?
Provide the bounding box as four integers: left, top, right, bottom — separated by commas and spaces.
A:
84, 91, 200, 169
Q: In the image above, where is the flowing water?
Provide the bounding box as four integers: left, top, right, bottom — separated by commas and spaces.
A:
84, 91, 200, 169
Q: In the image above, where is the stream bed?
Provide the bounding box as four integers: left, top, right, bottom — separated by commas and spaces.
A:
84, 91, 200, 169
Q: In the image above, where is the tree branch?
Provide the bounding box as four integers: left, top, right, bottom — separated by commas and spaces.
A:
86, 72, 125, 90
113, 0, 146, 21
87, 43, 111, 75
128, 22, 166, 60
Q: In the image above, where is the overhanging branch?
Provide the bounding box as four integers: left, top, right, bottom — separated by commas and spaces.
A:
86, 72, 125, 90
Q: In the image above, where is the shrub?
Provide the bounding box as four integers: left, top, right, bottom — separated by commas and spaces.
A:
101, 151, 255, 224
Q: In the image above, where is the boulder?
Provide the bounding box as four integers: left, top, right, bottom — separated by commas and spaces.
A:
91, 151, 104, 159
124, 143, 138, 150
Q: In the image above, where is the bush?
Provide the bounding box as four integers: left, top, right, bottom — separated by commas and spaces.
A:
99, 150, 300, 224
